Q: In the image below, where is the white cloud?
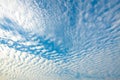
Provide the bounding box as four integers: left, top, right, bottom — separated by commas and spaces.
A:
0, 0, 120, 80
0, 0, 46, 36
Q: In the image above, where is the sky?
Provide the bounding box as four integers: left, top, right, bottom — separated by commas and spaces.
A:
0, 0, 120, 80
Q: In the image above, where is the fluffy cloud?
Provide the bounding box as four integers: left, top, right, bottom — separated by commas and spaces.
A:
0, 0, 120, 80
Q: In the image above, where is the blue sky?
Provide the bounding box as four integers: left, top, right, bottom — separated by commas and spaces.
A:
0, 0, 120, 80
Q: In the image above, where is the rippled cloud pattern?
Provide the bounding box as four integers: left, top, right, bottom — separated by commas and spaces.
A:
0, 0, 120, 80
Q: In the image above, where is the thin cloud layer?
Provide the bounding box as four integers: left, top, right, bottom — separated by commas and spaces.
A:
0, 0, 120, 80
